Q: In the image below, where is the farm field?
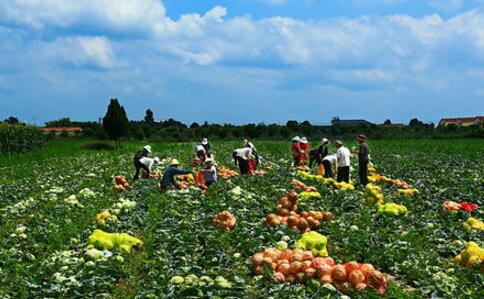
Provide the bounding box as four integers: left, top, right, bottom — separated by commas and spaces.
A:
0, 139, 483, 298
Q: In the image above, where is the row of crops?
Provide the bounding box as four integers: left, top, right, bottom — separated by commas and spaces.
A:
0, 140, 482, 298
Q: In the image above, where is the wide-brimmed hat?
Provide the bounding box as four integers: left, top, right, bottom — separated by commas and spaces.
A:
335, 140, 343, 146
357, 134, 366, 141
143, 145, 152, 153
292, 136, 301, 142
153, 157, 161, 164
301, 137, 308, 144
170, 159, 180, 166
201, 138, 208, 145
321, 138, 329, 144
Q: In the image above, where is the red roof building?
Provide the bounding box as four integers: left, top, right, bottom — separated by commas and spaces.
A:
438, 116, 484, 127
42, 127, 83, 134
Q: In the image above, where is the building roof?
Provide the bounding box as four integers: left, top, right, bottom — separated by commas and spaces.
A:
439, 116, 484, 124
332, 119, 373, 125
42, 127, 83, 132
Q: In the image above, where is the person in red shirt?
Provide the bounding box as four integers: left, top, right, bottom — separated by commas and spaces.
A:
291, 136, 302, 166
299, 137, 309, 166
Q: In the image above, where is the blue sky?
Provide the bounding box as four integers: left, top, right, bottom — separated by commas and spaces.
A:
0, 0, 483, 125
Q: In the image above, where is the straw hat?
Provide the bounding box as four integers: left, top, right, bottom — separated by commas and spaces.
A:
170, 159, 180, 166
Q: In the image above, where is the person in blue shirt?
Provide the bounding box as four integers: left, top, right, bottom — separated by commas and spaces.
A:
160, 159, 192, 192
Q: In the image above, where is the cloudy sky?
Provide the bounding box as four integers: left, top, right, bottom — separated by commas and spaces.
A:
0, 0, 483, 125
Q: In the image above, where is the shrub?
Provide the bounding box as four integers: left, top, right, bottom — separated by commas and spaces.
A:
0, 123, 44, 154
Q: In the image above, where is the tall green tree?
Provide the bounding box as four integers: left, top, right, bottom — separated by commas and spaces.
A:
102, 98, 129, 147
144, 109, 154, 125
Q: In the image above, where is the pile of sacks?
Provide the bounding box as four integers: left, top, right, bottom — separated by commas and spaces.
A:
251, 248, 387, 294
114, 176, 129, 191
212, 211, 236, 232
364, 184, 407, 217
218, 166, 238, 179
266, 191, 333, 233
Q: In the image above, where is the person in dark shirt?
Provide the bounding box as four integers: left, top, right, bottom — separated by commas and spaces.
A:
309, 138, 329, 168
133, 145, 152, 180
357, 134, 369, 186
201, 138, 211, 158
160, 159, 192, 192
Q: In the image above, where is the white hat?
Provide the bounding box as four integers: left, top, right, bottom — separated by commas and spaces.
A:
321, 138, 329, 144
301, 137, 308, 144
335, 140, 343, 146
143, 145, 152, 153
205, 158, 214, 164
201, 138, 208, 145
292, 136, 301, 142
153, 157, 161, 164
170, 159, 180, 166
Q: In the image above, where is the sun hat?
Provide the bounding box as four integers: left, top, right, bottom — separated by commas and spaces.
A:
205, 158, 214, 164
357, 134, 366, 141
143, 145, 152, 153
170, 159, 180, 166
321, 138, 329, 144
153, 157, 161, 164
301, 137, 308, 144
202, 138, 208, 145
292, 136, 301, 142
335, 140, 343, 146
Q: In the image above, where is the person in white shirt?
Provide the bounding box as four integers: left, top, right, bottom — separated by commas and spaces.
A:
335, 140, 351, 183
195, 143, 207, 162
232, 147, 253, 175
322, 154, 337, 178
139, 157, 161, 178
244, 138, 260, 166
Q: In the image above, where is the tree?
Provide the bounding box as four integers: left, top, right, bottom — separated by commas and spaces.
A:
286, 120, 299, 131
45, 117, 73, 127
144, 109, 154, 126
103, 98, 129, 147
384, 119, 392, 125
4, 116, 21, 125
190, 122, 200, 129
408, 118, 423, 127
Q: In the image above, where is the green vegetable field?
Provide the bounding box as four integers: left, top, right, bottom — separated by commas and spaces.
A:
0, 139, 483, 298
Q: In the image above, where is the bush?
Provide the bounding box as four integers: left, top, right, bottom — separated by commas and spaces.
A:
0, 123, 44, 154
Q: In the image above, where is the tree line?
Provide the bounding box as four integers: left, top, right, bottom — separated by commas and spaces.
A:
3, 99, 483, 144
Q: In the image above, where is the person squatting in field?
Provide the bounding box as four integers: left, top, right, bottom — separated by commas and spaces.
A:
133, 145, 152, 180
203, 158, 218, 187
309, 138, 329, 168
195, 138, 210, 162
357, 134, 370, 186
322, 154, 337, 178
233, 147, 254, 175
336, 140, 351, 183
159, 159, 193, 192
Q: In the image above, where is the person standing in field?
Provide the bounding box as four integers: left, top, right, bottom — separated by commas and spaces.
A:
233, 147, 254, 175
133, 145, 152, 180
201, 138, 211, 157
335, 140, 351, 183
357, 134, 369, 186
299, 137, 309, 166
159, 159, 193, 192
322, 154, 337, 178
291, 136, 302, 166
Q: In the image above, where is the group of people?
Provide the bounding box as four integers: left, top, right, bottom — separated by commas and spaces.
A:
292, 134, 370, 186
132, 134, 369, 192
132, 138, 260, 192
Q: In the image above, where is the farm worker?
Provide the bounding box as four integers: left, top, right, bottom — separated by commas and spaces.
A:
335, 140, 351, 183
203, 158, 218, 187
309, 138, 329, 168
322, 154, 338, 178
201, 138, 212, 157
159, 159, 193, 192
357, 134, 369, 186
233, 147, 254, 175
299, 137, 309, 165
291, 136, 302, 166
133, 145, 152, 180
139, 156, 161, 178
195, 143, 207, 162
244, 138, 260, 166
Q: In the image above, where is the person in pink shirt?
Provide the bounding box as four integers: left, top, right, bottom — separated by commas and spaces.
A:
299, 137, 309, 166
291, 136, 302, 166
